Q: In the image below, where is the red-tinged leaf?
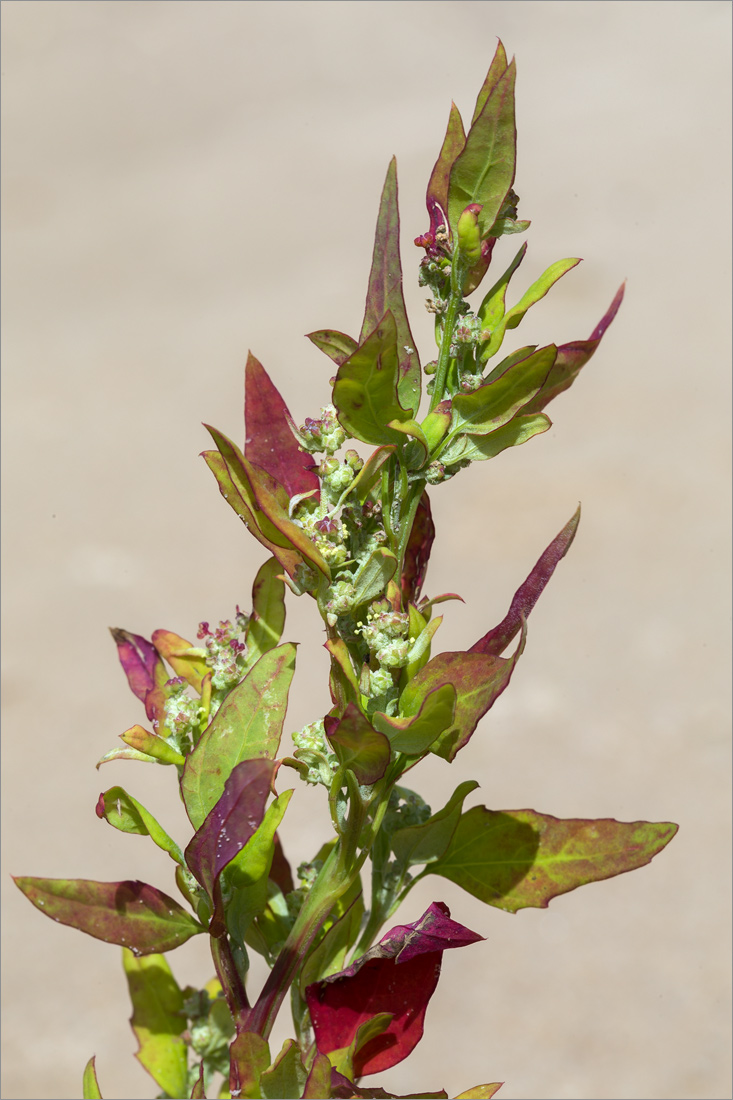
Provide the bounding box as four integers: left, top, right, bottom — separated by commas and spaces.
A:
83, 1056, 103, 1099
400, 624, 525, 762
361, 159, 421, 417
325, 637, 361, 711
229, 1031, 270, 1100
245, 556, 287, 665
190, 1062, 206, 1098
324, 703, 391, 785
455, 1085, 503, 1099
330, 1070, 448, 1099
13, 876, 204, 954
430, 808, 678, 913
306, 901, 483, 1077
260, 1037, 309, 1099
181, 643, 296, 830
122, 950, 188, 1100
307, 329, 359, 368
522, 283, 625, 415
469, 508, 580, 657
471, 40, 510, 124
110, 628, 161, 703
269, 832, 295, 896
119, 724, 186, 767
151, 630, 207, 694
373, 683, 456, 757
426, 101, 466, 239
184, 758, 275, 898
245, 352, 320, 499
401, 491, 435, 606
302, 1052, 332, 1098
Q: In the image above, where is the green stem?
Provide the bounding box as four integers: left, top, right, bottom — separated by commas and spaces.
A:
428, 257, 467, 413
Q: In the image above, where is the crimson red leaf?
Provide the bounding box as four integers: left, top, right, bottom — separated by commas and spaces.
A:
13, 876, 203, 954
306, 901, 482, 1077
110, 628, 163, 702
400, 491, 435, 606
469, 508, 579, 657
245, 351, 320, 499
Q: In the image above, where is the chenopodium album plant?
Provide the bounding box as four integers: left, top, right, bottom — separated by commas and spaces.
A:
16, 43, 677, 1100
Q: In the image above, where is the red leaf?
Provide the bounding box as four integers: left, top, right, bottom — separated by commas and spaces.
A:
245, 352, 320, 499
400, 491, 435, 607
110, 628, 162, 702
306, 901, 482, 1077
469, 508, 580, 657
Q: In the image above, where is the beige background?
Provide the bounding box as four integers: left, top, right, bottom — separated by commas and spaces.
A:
2, 3, 731, 1099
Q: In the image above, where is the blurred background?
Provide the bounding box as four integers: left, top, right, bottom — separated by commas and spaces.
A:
2, 3, 730, 1098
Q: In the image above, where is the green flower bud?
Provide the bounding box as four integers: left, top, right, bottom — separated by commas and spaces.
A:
456, 203, 483, 265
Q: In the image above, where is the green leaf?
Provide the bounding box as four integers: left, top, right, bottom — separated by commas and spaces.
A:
481, 258, 581, 362
307, 328, 359, 367
190, 1063, 206, 1098
390, 780, 479, 872
123, 949, 188, 1099
181, 643, 296, 830
260, 1038, 308, 1100
82, 1056, 103, 1100
302, 1052, 333, 1099
448, 60, 516, 237
324, 703, 391, 785
299, 896, 364, 997
325, 637, 361, 711
450, 414, 551, 464
245, 557, 286, 665
426, 101, 466, 234
229, 1031, 271, 1100
118, 725, 186, 767
96, 745, 160, 768
361, 158, 421, 416
13, 876, 204, 954
327, 1013, 394, 1082
224, 789, 294, 945
447, 345, 557, 442
373, 683, 456, 756
455, 1085, 503, 1099
151, 630, 208, 694
471, 40, 509, 124
333, 312, 419, 449
352, 547, 398, 607
477, 243, 527, 334
96, 787, 185, 865
430, 808, 679, 913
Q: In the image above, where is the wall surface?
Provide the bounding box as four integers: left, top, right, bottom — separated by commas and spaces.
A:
2, 3, 731, 1099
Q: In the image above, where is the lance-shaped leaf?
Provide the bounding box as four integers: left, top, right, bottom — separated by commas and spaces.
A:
373, 683, 456, 756
481, 258, 581, 362
352, 547, 398, 607
324, 703, 391, 785
447, 345, 556, 443
350, 445, 396, 504
13, 876, 204, 954
203, 427, 330, 582
448, 60, 516, 238
361, 158, 421, 416
333, 313, 421, 449
111, 628, 170, 729
471, 40, 509, 124
400, 491, 435, 606
229, 1032, 270, 1100
429, 808, 678, 913
181, 643, 296, 830
224, 789, 294, 945
455, 1086, 503, 1099
307, 329, 359, 368
390, 780, 479, 872
300, 896, 365, 997
478, 242, 527, 336
191, 1064, 206, 1098
96, 786, 185, 865
245, 352, 321, 499
400, 623, 526, 762
450, 414, 551, 465
118, 724, 186, 767
522, 282, 626, 415
122, 949, 188, 1100
470, 507, 580, 657
82, 1057, 103, 1100
306, 901, 483, 1077
151, 630, 208, 694
245, 556, 286, 666
426, 101, 466, 238
184, 758, 276, 899
325, 637, 361, 711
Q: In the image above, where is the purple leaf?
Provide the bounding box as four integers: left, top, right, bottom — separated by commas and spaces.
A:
401, 491, 435, 606
245, 351, 320, 499
324, 703, 391, 785
469, 507, 580, 657
306, 901, 482, 1077
330, 1069, 448, 1099
184, 758, 275, 899
13, 876, 203, 954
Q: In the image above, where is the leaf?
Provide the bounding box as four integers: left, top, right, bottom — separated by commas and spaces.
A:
306, 901, 483, 1077
390, 780, 479, 872
481, 258, 581, 361
333, 312, 418, 449
181, 643, 296, 830
260, 1038, 308, 1100
118, 725, 186, 767
455, 1085, 503, 1099
471, 40, 509, 124
190, 1063, 206, 1098
245, 352, 321, 499
325, 637, 361, 711
229, 1032, 271, 1100
426, 101, 466, 238
245, 557, 287, 665
448, 60, 516, 238
522, 282, 626, 414
307, 329, 359, 367
400, 492, 435, 607
224, 789, 294, 945
330, 1072, 448, 1099
448, 345, 557, 440
302, 1052, 333, 1099
110, 628, 170, 729
399, 623, 525, 762
299, 896, 365, 997
123, 950, 188, 1099
96, 745, 159, 768
361, 158, 421, 416
352, 547, 398, 607
470, 507, 580, 657
13, 876, 203, 954
324, 703, 391, 785
96, 787, 185, 865
327, 1013, 395, 1081
184, 759, 276, 899
82, 1056, 103, 1100
151, 630, 208, 694
373, 683, 456, 756
430, 808, 678, 913
477, 243, 527, 335
454, 414, 551, 463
